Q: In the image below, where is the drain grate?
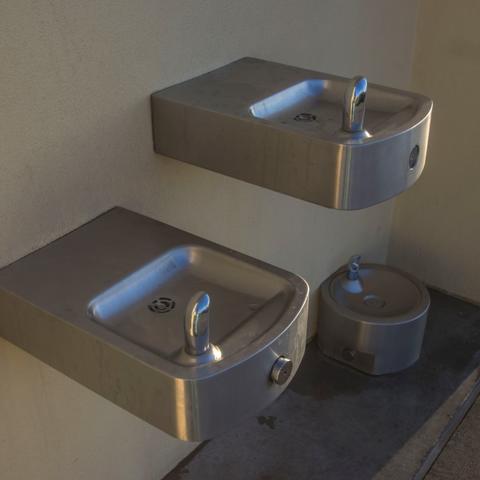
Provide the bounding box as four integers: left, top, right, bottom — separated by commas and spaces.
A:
294, 112, 317, 122
148, 297, 176, 314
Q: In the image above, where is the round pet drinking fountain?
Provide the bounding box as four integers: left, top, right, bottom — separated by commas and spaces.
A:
318, 256, 430, 375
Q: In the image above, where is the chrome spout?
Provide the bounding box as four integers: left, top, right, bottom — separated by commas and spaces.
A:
347, 255, 362, 280
343, 76, 368, 133
184, 291, 211, 355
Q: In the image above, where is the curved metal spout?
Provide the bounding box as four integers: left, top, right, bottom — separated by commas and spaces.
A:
184, 291, 211, 355
343, 76, 368, 133
347, 255, 362, 280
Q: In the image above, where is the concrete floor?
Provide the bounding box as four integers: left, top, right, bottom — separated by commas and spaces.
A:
427, 396, 480, 479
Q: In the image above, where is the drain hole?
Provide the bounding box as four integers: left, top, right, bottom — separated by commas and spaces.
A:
294, 112, 316, 122
363, 294, 386, 309
148, 297, 176, 313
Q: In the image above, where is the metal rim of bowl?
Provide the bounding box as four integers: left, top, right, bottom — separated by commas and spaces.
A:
321, 263, 431, 327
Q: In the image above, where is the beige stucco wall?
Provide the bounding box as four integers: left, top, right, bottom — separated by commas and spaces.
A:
1, 1, 418, 478
389, 0, 480, 303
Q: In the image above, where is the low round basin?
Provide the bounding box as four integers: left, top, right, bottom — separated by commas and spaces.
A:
318, 263, 430, 375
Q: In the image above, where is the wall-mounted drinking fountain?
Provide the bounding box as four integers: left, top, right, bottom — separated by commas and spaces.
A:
0, 208, 308, 441
151, 57, 432, 209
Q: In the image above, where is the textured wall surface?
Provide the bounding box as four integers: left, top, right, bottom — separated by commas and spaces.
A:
0, 338, 194, 480
0, 1, 418, 478
389, 0, 480, 303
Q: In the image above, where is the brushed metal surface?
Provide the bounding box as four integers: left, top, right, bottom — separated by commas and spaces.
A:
318, 262, 430, 375
151, 57, 432, 209
0, 208, 309, 440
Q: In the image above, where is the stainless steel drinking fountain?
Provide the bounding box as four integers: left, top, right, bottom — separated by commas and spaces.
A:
318, 256, 430, 375
0, 208, 309, 440
151, 57, 432, 209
